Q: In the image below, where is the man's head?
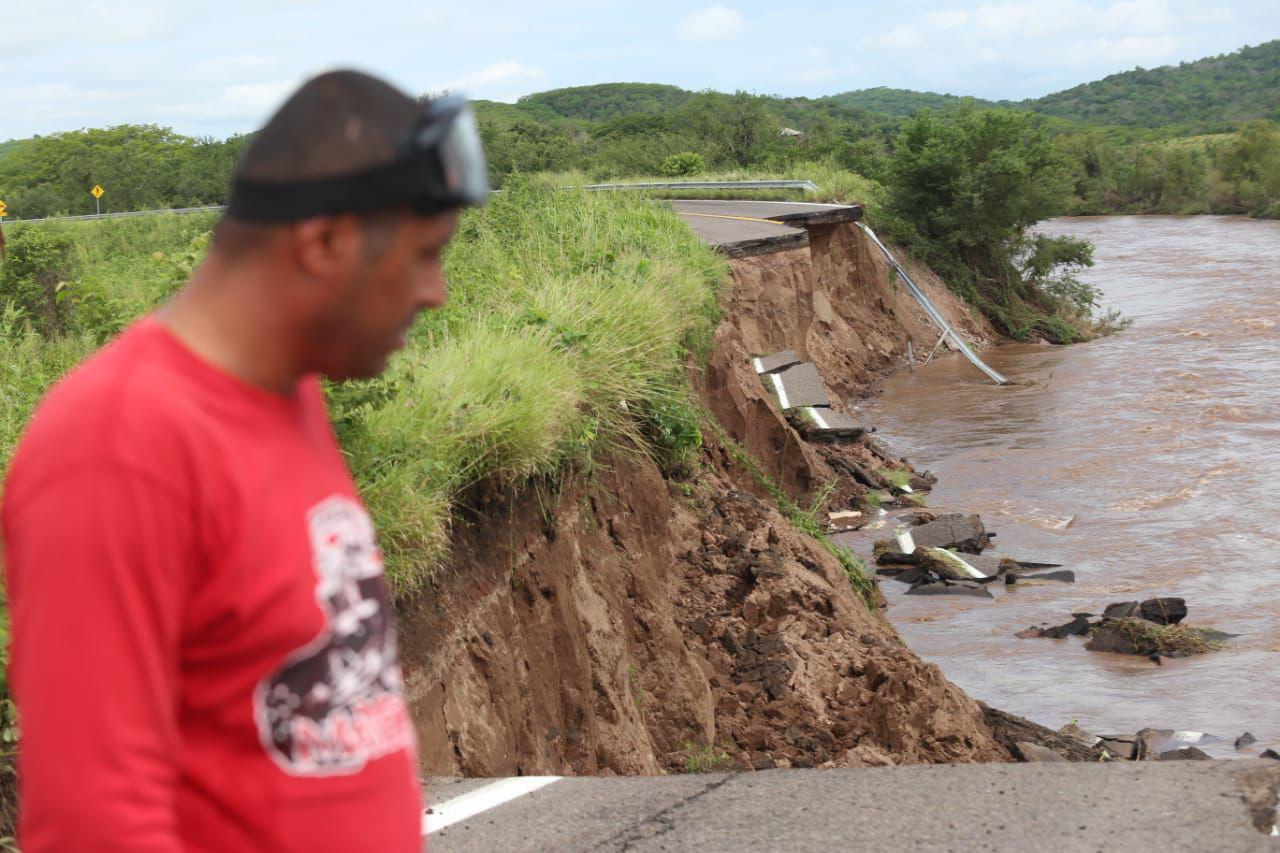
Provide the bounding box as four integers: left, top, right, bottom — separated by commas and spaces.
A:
211, 71, 477, 380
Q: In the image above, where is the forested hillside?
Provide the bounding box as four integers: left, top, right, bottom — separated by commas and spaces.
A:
1025, 40, 1280, 130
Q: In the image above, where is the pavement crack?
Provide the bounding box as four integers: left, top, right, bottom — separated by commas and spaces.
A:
596, 774, 738, 851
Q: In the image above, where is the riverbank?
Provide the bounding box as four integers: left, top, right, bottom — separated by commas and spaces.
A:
861, 214, 1280, 756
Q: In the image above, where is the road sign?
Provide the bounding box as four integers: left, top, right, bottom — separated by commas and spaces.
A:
91, 185, 105, 199
0, 200, 7, 218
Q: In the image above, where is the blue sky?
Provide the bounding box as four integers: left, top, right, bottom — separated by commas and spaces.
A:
5, 0, 1278, 140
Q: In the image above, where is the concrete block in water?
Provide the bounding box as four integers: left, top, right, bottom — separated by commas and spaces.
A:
909, 513, 990, 553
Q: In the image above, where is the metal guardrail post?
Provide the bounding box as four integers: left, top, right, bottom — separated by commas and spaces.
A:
856, 222, 1008, 386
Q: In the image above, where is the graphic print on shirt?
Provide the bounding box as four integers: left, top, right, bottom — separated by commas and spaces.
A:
255, 495, 415, 775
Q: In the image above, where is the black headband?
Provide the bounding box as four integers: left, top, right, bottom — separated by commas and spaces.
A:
226, 154, 451, 222
225, 96, 488, 222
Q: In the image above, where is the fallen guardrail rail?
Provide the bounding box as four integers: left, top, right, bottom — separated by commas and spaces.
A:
581, 179, 818, 192
856, 222, 1008, 386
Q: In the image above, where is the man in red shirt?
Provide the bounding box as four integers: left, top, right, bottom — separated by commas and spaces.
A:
2, 70, 488, 851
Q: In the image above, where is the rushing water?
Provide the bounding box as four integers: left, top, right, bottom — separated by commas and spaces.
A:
860, 216, 1280, 755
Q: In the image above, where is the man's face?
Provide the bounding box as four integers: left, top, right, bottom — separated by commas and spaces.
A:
310, 209, 459, 380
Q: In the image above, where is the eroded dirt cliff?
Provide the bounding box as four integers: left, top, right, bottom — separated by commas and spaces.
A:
400, 219, 1014, 776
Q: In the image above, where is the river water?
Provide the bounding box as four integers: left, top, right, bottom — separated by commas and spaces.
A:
860, 215, 1280, 755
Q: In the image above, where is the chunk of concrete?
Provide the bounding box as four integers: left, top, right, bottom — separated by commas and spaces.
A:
909, 513, 990, 554
1016, 613, 1093, 639
752, 351, 800, 375
1236, 733, 1258, 750
1006, 569, 1076, 585
1099, 737, 1138, 761
1014, 742, 1066, 762
1160, 747, 1212, 761
920, 547, 987, 580
905, 579, 993, 599
768, 362, 830, 410
795, 406, 865, 440
1140, 597, 1187, 625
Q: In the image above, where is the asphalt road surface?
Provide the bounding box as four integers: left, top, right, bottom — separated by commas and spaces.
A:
669, 199, 860, 256
424, 760, 1279, 851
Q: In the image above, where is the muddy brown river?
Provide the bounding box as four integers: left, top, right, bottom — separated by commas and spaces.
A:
861, 215, 1280, 755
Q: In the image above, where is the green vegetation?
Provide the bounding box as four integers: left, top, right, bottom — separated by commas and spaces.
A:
0, 186, 724, 602
680, 741, 735, 774
1102, 618, 1224, 657
0, 125, 246, 218
1026, 41, 1280, 132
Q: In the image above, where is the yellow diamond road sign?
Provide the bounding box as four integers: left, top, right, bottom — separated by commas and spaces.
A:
0, 200, 7, 217
91, 185, 105, 199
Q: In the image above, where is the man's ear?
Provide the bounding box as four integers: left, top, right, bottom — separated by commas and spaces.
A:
292, 214, 363, 279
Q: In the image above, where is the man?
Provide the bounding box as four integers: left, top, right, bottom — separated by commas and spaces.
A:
2, 70, 488, 851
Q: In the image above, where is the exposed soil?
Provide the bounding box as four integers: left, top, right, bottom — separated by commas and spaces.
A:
397, 218, 1037, 777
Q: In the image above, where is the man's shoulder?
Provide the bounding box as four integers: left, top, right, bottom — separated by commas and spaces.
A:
9, 323, 203, 485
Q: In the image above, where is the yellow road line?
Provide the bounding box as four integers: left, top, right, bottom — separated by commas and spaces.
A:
676, 211, 782, 225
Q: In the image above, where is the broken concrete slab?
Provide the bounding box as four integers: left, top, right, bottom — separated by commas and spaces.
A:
767, 362, 830, 410
1017, 613, 1093, 639
919, 547, 988, 580
1236, 733, 1258, 750
1014, 741, 1067, 762
752, 351, 800, 375
1099, 737, 1138, 761
1005, 569, 1077, 585
1103, 598, 1188, 626
909, 513, 990, 554
793, 406, 865, 441
1160, 747, 1212, 761
905, 579, 993, 599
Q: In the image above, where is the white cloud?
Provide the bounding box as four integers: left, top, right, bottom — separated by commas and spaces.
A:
437, 60, 546, 98
974, 0, 1092, 38
220, 81, 297, 117
677, 5, 745, 43
924, 9, 971, 30
882, 24, 925, 51
1085, 34, 1179, 64
1100, 0, 1173, 34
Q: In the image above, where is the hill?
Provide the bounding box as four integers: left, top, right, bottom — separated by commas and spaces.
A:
517, 83, 693, 122
1021, 40, 1280, 130
820, 87, 997, 117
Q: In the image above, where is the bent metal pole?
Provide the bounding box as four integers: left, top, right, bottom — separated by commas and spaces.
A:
856, 222, 1008, 386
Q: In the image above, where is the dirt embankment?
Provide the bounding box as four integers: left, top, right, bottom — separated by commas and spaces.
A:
399, 220, 1013, 776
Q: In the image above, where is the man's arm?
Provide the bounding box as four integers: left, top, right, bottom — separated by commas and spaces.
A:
4, 463, 194, 851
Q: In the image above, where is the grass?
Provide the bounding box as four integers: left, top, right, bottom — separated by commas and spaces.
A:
680, 742, 735, 774
0, 186, 727, 603
1105, 618, 1224, 657
878, 468, 912, 489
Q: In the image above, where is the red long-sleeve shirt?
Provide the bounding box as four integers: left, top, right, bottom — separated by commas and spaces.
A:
2, 318, 422, 851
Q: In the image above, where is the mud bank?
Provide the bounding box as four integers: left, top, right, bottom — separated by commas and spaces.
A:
400, 216, 1022, 776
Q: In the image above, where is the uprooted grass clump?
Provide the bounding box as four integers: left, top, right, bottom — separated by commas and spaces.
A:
1101, 618, 1224, 658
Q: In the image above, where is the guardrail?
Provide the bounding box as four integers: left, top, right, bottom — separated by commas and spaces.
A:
3, 180, 819, 224
5, 205, 226, 224
856, 222, 1008, 386
582, 179, 817, 192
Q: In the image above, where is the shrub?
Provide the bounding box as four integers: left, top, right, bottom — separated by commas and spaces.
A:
661, 151, 706, 177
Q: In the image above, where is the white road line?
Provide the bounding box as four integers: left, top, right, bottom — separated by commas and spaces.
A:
422, 777, 562, 835
770, 373, 791, 409
806, 407, 830, 429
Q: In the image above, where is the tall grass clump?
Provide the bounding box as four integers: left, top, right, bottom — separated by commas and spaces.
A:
0, 184, 726, 606
343, 180, 726, 594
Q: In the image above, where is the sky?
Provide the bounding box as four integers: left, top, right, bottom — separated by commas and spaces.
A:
4, 0, 1279, 140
